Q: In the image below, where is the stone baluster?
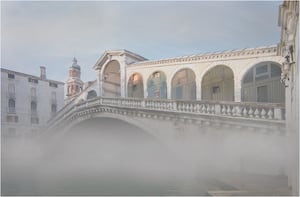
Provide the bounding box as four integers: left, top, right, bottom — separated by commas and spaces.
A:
231, 105, 236, 116
242, 107, 248, 117
221, 105, 226, 115
254, 108, 260, 118
248, 107, 254, 118
235, 106, 242, 116
267, 109, 273, 119
173, 101, 177, 111
214, 104, 221, 115
210, 105, 215, 114
141, 100, 145, 108
226, 105, 231, 115
261, 109, 266, 119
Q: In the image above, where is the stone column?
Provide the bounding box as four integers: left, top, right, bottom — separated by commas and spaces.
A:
167, 84, 172, 99
95, 68, 102, 97
120, 60, 126, 98
234, 76, 242, 102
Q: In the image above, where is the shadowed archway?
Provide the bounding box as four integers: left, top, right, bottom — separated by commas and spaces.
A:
201, 65, 234, 101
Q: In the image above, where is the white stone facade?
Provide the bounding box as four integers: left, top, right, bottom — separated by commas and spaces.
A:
278, 0, 299, 195
82, 46, 285, 105
1, 68, 64, 137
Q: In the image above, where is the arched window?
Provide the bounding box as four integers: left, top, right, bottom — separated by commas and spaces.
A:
8, 98, 15, 113
87, 90, 97, 100
128, 73, 144, 98
102, 60, 121, 97
31, 101, 37, 114
171, 68, 196, 100
147, 71, 167, 99
201, 65, 234, 101
242, 62, 284, 103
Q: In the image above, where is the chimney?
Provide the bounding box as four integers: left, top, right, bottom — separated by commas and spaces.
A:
40, 66, 46, 80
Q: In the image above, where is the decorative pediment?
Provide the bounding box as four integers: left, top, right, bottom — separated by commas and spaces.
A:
93, 49, 147, 70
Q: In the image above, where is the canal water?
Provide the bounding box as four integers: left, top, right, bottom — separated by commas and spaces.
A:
2, 117, 286, 195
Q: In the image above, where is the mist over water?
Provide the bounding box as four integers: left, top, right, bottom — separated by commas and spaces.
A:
2, 117, 289, 195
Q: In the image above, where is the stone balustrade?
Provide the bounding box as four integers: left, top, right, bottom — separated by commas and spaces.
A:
47, 96, 285, 129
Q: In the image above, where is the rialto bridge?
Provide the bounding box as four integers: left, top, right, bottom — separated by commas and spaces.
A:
46, 44, 287, 141
37, 45, 289, 195
45, 44, 287, 164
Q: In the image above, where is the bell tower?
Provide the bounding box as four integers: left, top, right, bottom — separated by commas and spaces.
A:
66, 57, 83, 98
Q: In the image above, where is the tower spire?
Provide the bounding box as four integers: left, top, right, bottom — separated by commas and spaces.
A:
66, 57, 83, 99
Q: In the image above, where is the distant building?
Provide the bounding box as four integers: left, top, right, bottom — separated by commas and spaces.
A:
1, 67, 64, 138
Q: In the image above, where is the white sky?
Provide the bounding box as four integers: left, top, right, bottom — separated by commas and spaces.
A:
1, 1, 282, 83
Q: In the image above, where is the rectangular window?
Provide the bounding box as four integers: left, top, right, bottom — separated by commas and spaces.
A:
257, 85, 268, 102
212, 86, 220, 93
49, 82, 58, 88
28, 78, 39, 84
31, 117, 39, 124
7, 115, 18, 123
8, 73, 15, 79
255, 65, 269, 81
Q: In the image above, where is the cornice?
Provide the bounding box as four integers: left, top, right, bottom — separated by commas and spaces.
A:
128, 45, 278, 67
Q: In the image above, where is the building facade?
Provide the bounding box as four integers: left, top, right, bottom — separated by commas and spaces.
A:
1, 67, 64, 138
278, 0, 299, 195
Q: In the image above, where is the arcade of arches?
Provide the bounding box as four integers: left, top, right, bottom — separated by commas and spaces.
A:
103, 60, 121, 97
121, 61, 284, 103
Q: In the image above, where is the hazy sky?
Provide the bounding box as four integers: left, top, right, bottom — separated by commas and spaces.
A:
2, 1, 282, 82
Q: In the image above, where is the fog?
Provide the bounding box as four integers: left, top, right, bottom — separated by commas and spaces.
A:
2, 117, 289, 195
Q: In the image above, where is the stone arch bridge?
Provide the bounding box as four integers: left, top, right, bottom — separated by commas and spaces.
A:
45, 96, 285, 146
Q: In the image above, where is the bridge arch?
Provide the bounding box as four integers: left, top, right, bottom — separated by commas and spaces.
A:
60, 112, 165, 144
102, 60, 121, 97
171, 68, 196, 100
201, 65, 234, 101
127, 72, 144, 98
241, 61, 285, 103
147, 70, 167, 99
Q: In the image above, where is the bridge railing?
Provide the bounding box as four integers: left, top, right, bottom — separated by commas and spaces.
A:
47, 96, 285, 128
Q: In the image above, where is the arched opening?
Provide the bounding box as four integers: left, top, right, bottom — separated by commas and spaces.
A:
102, 60, 121, 97
41, 117, 181, 195
8, 98, 15, 113
171, 68, 196, 100
201, 65, 234, 101
242, 62, 285, 103
87, 90, 97, 100
147, 71, 167, 99
128, 73, 144, 98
